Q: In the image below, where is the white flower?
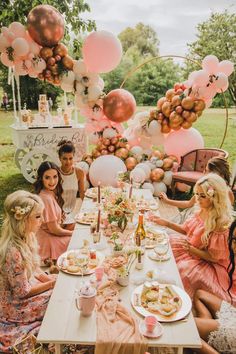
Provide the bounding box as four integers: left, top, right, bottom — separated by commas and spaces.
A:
207, 187, 214, 197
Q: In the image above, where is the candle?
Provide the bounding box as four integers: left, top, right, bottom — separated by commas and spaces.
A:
98, 182, 101, 204
129, 177, 133, 199
96, 209, 101, 232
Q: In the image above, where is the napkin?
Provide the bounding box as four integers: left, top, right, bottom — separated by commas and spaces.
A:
95, 286, 148, 354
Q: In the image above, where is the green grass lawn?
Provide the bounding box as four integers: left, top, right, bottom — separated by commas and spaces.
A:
0, 107, 235, 222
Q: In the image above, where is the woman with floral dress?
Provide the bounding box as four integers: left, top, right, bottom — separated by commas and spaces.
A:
0, 190, 56, 353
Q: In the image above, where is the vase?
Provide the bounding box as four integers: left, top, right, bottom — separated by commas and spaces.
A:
117, 273, 129, 287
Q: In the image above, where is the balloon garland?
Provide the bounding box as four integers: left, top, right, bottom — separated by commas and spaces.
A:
0, 5, 234, 193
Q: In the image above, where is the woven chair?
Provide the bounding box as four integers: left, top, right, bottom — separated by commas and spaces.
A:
171, 148, 229, 195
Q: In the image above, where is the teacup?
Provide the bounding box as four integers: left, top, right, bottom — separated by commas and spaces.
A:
145, 315, 158, 333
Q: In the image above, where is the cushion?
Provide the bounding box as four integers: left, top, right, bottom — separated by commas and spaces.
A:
173, 171, 204, 183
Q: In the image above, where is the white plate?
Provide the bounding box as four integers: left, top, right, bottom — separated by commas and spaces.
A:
76, 212, 97, 225
148, 250, 170, 262
57, 249, 104, 276
131, 284, 192, 322
139, 320, 163, 338
85, 188, 98, 199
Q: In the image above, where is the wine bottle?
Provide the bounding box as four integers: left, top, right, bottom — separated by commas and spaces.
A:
135, 212, 146, 250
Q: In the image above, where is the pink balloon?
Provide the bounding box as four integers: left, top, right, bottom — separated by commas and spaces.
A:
215, 73, 228, 89
9, 22, 26, 37
89, 155, 127, 187
82, 30, 122, 73
12, 38, 29, 57
164, 128, 204, 162
193, 70, 209, 87
0, 34, 10, 52
216, 81, 229, 93
202, 55, 219, 74
204, 99, 213, 108
198, 84, 217, 100
14, 61, 28, 76
218, 60, 234, 76
0, 52, 14, 67
28, 67, 38, 78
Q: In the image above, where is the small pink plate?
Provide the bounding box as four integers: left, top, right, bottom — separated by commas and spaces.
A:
139, 320, 163, 338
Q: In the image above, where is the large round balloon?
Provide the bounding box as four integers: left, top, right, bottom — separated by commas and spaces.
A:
27, 5, 64, 47
89, 155, 127, 187
103, 89, 136, 123
164, 128, 204, 162
82, 30, 122, 73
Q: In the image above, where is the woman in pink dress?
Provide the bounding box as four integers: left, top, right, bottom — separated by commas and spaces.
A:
34, 161, 73, 263
0, 190, 56, 353
149, 173, 235, 304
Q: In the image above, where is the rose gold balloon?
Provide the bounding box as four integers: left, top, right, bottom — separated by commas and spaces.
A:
103, 89, 136, 123
27, 5, 64, 47
150, 168, 165, 182
168, 155, 178, 163
115, 148, 129, 160
162, 158, 174, 171
151, 150, 164, 159
125, 157, 137, 171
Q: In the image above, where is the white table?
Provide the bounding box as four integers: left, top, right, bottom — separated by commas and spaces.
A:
37, 189, 201, 354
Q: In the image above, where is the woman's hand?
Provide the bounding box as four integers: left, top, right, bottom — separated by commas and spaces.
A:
159, 192, 169, 202
147, 213, 168, 226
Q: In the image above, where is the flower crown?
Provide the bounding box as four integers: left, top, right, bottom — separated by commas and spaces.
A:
11, 205, 32, 220
206, 186, 214, 197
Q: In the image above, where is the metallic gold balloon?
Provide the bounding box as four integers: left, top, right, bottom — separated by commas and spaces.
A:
103, 89, 136, 123
125, 157, 137, 171
162, 158, 174, 171
27, 5, 64, 47
115, 148, 129, 160
151, 150, 164, 159
150, 168, 165, 182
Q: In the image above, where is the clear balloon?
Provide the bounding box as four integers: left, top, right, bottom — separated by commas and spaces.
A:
0, 52, 14, 67
82, 30, 122, 73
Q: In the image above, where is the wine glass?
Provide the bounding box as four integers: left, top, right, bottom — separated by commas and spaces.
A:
77, 254, 89, 280
154, 241, 169, 262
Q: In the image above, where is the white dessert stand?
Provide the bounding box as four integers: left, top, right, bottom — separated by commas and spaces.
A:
11, 124, 87, 183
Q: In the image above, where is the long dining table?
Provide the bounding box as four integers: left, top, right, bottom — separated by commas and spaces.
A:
37, 188, 201, 354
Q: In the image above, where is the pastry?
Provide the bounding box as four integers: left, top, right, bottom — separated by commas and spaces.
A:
67, 265, 81, 273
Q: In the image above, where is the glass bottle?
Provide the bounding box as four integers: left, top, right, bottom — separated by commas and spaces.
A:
135, 212, 146, 251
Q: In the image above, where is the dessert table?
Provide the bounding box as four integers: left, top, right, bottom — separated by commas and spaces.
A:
37, 189, 201, 354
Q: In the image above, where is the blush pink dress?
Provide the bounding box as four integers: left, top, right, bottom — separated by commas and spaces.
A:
170, 214, 236, 305
37, 190, 71, 261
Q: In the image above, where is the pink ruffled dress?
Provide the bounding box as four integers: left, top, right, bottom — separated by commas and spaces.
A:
37, 190, 71, 261
170, 214, 236, 305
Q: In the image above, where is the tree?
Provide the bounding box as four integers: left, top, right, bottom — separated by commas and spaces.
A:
119, 23, 159, 57
126, 59, 183, 106
186, 10, 236, 106
0, 0, 96, 108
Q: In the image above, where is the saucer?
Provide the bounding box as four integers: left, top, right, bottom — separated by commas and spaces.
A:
139, 320, 163, 338
148, 250, 170, 262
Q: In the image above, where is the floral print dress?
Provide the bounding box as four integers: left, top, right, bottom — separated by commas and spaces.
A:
0, 246, 52, 353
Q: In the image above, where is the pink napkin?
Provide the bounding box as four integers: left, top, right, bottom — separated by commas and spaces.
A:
95, 285, 147, 354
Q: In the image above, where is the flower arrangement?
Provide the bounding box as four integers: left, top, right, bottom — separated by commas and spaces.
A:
103, 192, 136, 231
111, 232, 123, 252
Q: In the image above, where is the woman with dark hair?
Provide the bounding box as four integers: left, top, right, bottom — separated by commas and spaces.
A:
193, 220, 236, 354
57, 140, 85, 226
34, 161, 73, 264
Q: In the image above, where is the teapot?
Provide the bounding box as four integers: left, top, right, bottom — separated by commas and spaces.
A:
75, 283, 97, 316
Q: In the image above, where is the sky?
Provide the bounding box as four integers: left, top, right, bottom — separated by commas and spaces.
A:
80, 0, 235, 57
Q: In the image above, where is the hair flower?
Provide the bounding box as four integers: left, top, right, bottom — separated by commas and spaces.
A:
11, 205, 32, 220
206, 186, 214, 197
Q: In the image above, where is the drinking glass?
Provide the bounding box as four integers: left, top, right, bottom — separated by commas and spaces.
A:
154, 241, 169, 262
77, 255, 89, 279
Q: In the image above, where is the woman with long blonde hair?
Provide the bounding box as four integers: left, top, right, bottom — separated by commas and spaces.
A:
148, 173, 235, 303
0, 190, 56, 353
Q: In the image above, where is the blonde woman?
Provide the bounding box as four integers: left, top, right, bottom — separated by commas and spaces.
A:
148, 174, 234, 303
0, 191, 56, 353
